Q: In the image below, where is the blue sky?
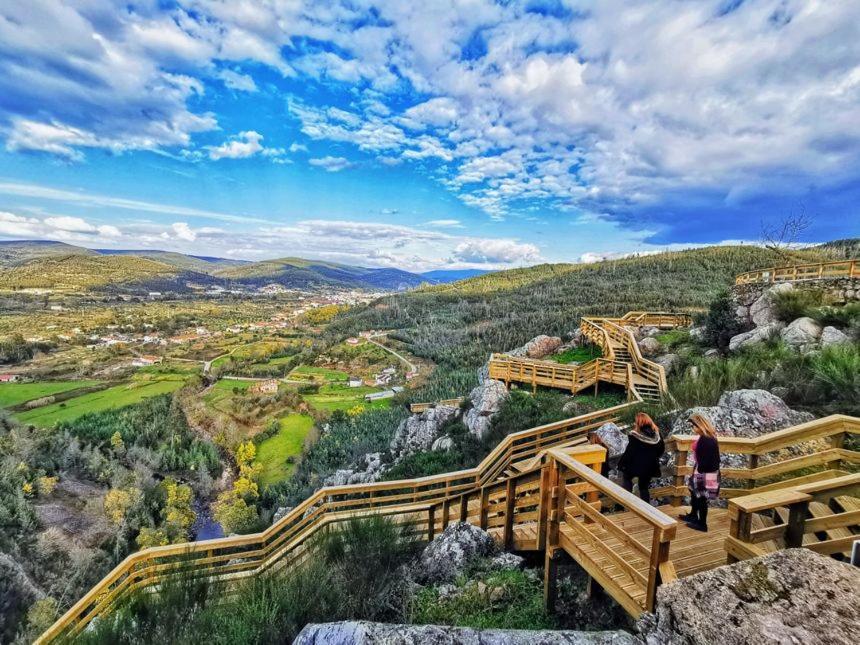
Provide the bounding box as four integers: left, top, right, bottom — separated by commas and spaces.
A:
0, 0, 858, 270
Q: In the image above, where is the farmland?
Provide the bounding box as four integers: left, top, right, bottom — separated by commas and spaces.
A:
0, 380, 103, 408
303, 382, 390, 412
289, 365, 349, 382
255, 414, 315, 487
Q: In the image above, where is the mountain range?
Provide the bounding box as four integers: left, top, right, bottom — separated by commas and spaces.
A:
0, 240, 490, 293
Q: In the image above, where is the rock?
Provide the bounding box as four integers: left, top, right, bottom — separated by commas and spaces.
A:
671, 389, 813, 440
415, 522, 496, 584
728, 322, 784, 352
568, 329, 584, 347
323, 452, 388, 487
295, 621, 640, 644
769, 386, 790, 401
703, 348, 720, 359
272, 506, 294, 524
593, 422, 628, 458
638, 549, 860, 645
780, 317, 822, 350
735, 305, 749, 321
489, 552, 525, 571
638, 337, 662, 356
749, 282, 793, 327
639, 326, 660, 338
509, 335, 563, 359
431, 436, 454, 451
463, 380, 509, 440
688, 326, 706, 342
655, 353, 680, 375
390, 406, 460, 459
820, 326, 850, 347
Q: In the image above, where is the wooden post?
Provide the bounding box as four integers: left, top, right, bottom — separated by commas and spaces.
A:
544, 547, 562, 612
646, 531, 671, 612
427, 505, 436, 541
827, 432, 844, 472
503, 478, 516, 551
747, 454, 759, 490
479, 486, 490, 530
459, 493, 469, 523
671, 448, 687, 507
537, 461, 555, 550
785, 501, 809, 548
727, 508, 752, 564
442, 498, 451, 531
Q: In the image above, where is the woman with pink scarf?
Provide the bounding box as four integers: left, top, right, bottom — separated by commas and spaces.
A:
681, 413, 721, 532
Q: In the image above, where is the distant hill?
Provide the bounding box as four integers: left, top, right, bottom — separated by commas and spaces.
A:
420, 269, 491, 283
0, 240, 95, 267
216, 257, 429, 290
95, 249, 247, 273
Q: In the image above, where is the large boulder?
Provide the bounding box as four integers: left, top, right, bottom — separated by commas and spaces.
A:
749, 283, 793, 327
638, 549, 860, 645
593, 422, 628, 459
463, 380, 509, 440
323, 452, 388, 486
415, 522, 496, 584
655, 353, 680, 376
820, 325, 851, 347
390, 406, 460, 459
295, 621, 639, 644
671, 389, 813, 439
780, 317, 822, 350
728, 322, 784, 352
638, 337, 661, 356
509, 335, 563, 359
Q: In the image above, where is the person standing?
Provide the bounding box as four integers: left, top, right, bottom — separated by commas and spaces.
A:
618, 412, 664, 503
681, 413, 721, 532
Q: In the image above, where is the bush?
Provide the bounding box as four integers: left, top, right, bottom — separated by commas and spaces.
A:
808, 303, 860, 330
411, 568, 554, 630
771, 289, 825, 322
703, 291, 748, 350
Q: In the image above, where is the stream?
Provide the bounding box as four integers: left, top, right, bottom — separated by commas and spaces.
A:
192, 499, 224, 540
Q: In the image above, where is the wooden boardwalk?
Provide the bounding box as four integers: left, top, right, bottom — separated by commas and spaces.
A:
736, 258, 859, 285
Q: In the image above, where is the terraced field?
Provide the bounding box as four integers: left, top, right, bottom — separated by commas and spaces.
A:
289, 365, 349, 382
0, 380, 103, 408
304, 382, 390, 412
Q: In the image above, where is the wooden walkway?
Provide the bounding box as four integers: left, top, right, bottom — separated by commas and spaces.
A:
736, 258, 859, 285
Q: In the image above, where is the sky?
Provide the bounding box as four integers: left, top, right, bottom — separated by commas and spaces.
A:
0, 0, 858, 271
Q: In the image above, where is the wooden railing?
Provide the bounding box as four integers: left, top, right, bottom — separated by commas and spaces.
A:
735, 259, 859, 285
726, 472, 860, 563
658, 415, 860, 503
409, 398, 464, 413
544, 447, 677, 615
38, 399, 638, 643
487, 354, 620, 394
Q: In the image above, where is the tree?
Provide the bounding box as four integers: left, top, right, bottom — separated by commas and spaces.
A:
212, 491, 258, 534
103, 488, 141, 526
760, 208, 813, 262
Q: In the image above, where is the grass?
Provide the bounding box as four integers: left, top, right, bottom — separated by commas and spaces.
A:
16, 376, 186, 426
202, 379, 253, 413
550, 344, 601, 364
0, 380, 102, 408
256, 414, 314, 487
289, 365, 349, 382
304, 382, 390, 412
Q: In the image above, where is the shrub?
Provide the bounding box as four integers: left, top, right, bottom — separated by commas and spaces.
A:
808, 302, 860, 330
702, 291, 748, 350
771, 289, 825, 322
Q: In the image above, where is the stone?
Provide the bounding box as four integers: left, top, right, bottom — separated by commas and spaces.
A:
323, 452, 388, 487
390, 406, 460, 458
671, 389, 813, 440
638, 337, 661, 356
769, 386, 790, 401
431, 435, 455, 451
415, 522, 496, 584
463, 380, 509, 440
780, 316, 822, 350
294, 621, 640, 645
749, 282, 793, 327
489, 552, 525, 571
703, 348, 720, 359
820, 325, 851, 347
508, 335, 563, 359
272, 506, 293, 524
655, 353, 680, 375
639, 325, 660, 338
728, 322, 784, 352
638, 549, 860, 645
593, 422, 628, 459
688, 326, 706, 342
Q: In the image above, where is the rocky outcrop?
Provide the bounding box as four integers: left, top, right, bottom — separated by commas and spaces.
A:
272, 506, 294, 524
509, 335, 563, 359
654, 353, 680, 376
820, 325, 851, 347
415, 522, 496, 584
295, 621, 640, 644
728, 322, 784, 352
390, 406, 460, 459
748, 282, 793, 327
489, 552, 526, 571
323, 452, 387, 486
637, 337, 661, 356
671, 389, 813, 439
638, 549, 860, 645
780, 316, 822, 350
463, 380, 509, 440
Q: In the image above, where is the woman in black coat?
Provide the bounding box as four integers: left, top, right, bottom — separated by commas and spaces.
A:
618, 412, 664, 503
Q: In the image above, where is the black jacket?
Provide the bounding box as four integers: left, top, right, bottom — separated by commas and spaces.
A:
618, 431, 665, 478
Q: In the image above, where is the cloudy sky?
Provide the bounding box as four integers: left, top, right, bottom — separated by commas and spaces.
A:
0, 0, 858, 270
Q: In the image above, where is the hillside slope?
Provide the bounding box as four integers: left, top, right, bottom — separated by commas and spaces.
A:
326, 244, 841, 371
95, 249, 246, 273
0, 240, 95, 267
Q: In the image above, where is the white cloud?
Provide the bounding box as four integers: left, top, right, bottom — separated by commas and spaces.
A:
452, 239, 542, 264
308, 156, 353, 172
43, 216, 96, 233
208, 130, 285, 160
171, 222, 197, 241
218, 68, 258, 92
425, 219, 464, 228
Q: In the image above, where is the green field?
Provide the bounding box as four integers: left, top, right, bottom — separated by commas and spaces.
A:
16, 377, 186, 427
550, 345, 602, 364
289, 365, 349, 382
304, 383, 390, 412
202, 379, 252, 413
255, 414, 315, 487
0, 380, 103, 408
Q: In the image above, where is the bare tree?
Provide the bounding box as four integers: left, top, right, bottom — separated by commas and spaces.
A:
760, 206, 813, 261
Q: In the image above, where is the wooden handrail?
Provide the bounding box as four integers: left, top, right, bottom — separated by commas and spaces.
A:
735, 258, 859, 285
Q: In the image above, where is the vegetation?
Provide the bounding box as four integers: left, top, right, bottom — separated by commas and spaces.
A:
550, 344, 601, 364
255, 414, 314, 487
0, 380, 102, 408
702, 290, 749, 350
771, 289, 826, 322
0, 254, 181, 291
75, 516, 420, 645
